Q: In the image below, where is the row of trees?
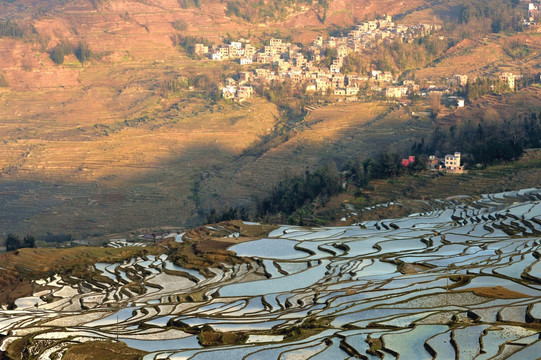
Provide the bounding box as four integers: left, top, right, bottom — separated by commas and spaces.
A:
2, 233, 75, 252
206, 207, 249, 224
206, 152, 424, 224
255, 167, 342, 217
458, 0, 524, 33
159, 76, 191, 95
207, 109, 541, 223
5, 234, 35, 252
341, 151, 426, 190
413, 111, 541, 166
465, 78, 512, 101
441, 0, 526, 39
157, 71, 223, 100
0, 20, 23, 38
50, 42, 93, 65
178, 0, 201, 9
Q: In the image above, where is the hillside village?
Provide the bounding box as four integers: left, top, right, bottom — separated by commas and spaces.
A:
191, 16, 526, 104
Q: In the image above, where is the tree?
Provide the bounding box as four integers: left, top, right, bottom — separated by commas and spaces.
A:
429, 92, 442, 117
341, 53, 364, 74
5, 233, 21, 252
0, 73, 8, 87
373, 152, 402, 178
50, 46, 65, 64
75, 42, 92, 64
23, 235, 35, 249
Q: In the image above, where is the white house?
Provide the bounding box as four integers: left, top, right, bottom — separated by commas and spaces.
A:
211, 52, 223, 61
239, 57, 253, 65
444, 152, 464, 173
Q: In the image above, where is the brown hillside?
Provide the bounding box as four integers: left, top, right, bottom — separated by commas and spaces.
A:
0, 0, 540, 238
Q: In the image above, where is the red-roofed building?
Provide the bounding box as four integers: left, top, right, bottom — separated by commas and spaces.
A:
401, 155, 415, 167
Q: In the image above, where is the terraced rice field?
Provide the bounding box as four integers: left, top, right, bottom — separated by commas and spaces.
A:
2, 189, 541, 359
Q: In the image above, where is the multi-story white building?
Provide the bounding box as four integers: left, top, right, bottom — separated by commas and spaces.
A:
444, 152, 464, 172
500, 73, 516, 90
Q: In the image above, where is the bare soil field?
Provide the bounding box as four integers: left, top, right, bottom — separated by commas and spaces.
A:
414, 33, 541, 80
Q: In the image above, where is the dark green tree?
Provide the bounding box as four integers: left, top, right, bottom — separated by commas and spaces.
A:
75, 42, 92, 64
5, 233, 21, 252
23, 235, 36, 249
50, 46, 66, 64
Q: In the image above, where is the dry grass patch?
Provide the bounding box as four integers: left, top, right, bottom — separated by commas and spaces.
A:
63, 341, 147, 360
398, 262, 433, 275
163, 221, 274, 272
197, 326, 247, 346
466, 286, 529, 299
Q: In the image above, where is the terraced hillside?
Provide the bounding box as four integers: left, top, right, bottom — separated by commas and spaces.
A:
0, 0, 539, 238
1, 189, 541, 359
0, 0, 434, 237
196, 101, 434, 212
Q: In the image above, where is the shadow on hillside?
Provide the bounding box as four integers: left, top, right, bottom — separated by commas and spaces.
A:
3, 87, 541, 239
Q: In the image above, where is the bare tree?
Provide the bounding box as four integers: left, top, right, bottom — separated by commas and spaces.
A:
429, 92, 442, 116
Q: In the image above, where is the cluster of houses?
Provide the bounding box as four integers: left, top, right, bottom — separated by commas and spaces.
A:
201, 16, 443, 101
205, 15, 521, 103
402, 152, 465, 174
221, 77, 255, 101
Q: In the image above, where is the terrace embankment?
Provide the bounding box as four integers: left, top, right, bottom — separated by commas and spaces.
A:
0, 220, 272, 305
0, 246, 157, 305
165, 221, 277, 285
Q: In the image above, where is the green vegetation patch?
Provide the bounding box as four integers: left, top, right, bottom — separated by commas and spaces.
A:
198, 325, 248, 346
504, 41, 531, 60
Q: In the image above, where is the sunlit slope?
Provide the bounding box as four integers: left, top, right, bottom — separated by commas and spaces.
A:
197, 102, 433, 210
0, 98, 279, 235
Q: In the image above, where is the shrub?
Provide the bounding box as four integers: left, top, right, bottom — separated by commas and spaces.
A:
172, 19, 188, 31
504, 41, 530, 60
39, 233, 72, 243
173, 35, 213, 57
50, 46, 65, 64
226, 1, 241, 17
160, 76, 190, 95
0, 74, 8, 87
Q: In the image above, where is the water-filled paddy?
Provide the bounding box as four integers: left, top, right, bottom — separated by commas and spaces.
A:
2, 189, 541, 359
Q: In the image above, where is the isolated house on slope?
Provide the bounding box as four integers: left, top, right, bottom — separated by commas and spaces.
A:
444, 152, 464, 173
